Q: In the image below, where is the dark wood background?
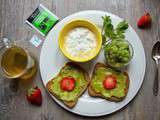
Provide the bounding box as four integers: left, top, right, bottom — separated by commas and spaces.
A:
0, 0, 160, 120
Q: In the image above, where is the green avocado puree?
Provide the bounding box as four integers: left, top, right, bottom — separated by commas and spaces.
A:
50, 66, 87, 102
104, 40, 132, 68
91, 67, 127, 98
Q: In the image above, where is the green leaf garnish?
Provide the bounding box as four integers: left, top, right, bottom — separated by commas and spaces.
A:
101, 16, 129, 45
115, 20, 129, 33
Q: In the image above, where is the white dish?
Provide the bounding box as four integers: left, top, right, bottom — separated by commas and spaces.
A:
40, 10, 146, 116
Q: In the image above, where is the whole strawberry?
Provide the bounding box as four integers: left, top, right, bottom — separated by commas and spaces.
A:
137, 12, 152, 28
26, 86, 42, 106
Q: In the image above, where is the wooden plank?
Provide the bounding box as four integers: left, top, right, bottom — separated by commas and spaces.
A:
0, 0, 159, 120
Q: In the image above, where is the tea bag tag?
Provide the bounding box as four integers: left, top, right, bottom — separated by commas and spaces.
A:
29, 35, 42, 47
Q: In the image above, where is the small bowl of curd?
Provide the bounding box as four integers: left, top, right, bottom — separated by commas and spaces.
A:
58, 19, 102, 62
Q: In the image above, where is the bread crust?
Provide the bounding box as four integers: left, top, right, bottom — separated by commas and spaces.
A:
46, 62, 90, 108
88, 62, 129, 102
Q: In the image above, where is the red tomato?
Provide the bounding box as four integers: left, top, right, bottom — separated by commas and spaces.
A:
103, 75, 117, 89
60, 77, 75, 91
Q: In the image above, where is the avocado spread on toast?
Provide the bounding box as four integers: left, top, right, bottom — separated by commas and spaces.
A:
49, 65, 88, 102
91, 65, 128, 98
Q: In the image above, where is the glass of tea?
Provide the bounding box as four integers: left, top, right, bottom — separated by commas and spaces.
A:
0, 38, 37, 80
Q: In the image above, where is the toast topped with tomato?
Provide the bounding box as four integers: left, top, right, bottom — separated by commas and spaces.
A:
46, 62, 90, 108
88, 63, 129, 101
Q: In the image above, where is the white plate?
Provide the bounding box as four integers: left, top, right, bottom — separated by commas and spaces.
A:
40, 10, 146, 116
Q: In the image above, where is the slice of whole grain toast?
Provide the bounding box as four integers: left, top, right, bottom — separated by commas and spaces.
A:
88, 63, 129, 102
46, 62, 90, 108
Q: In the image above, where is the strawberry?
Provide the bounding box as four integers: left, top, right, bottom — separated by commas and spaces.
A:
26, 86, 42, 106
60, 77, 75, 91
137, 12, 152, 28
103, 75, 117, 89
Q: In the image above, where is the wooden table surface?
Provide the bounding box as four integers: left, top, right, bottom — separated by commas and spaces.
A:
0, 0, 160, 120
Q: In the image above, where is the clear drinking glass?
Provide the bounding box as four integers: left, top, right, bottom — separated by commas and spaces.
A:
104, 39, 134, 68
0, 38, 37, 80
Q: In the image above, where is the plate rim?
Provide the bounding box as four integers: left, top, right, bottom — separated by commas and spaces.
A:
40, 10, 146, 117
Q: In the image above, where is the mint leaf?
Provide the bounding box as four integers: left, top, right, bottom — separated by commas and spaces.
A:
102, 16, 115, 44
102, 16, 129, 45
115, 20, 129, 34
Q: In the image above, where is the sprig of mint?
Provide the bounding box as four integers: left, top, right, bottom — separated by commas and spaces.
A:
102, 16, 129, 45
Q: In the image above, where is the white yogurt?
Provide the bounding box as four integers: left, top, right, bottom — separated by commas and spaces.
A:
65, 27, 97, 58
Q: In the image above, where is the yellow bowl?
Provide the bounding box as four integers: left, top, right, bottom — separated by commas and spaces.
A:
58, 19, 102, 62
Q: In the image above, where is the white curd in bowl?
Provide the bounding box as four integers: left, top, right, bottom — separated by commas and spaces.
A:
64, 27, 97, 58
